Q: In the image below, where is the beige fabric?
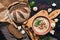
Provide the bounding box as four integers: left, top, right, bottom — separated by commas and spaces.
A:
0, 3, 4, 8
0, 9, 9, 22
0, 0, 17, 7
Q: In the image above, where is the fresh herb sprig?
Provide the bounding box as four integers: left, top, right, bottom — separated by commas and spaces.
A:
34, 19, 41, 27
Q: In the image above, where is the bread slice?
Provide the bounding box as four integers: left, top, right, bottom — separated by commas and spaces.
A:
8, 24, 23, 39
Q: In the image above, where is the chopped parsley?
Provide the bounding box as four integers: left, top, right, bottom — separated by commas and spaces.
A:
34, 19, 42, 27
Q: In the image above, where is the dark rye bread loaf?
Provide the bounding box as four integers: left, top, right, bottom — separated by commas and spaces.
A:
9, 0, 31, 23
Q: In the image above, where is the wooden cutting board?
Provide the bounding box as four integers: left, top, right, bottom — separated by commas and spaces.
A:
24, 10, 50, 28
24, 9, 60, 29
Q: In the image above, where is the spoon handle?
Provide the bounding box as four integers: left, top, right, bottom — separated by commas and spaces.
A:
49, 9, 60, 19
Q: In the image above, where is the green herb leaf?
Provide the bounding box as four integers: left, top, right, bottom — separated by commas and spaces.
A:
47, 36, 50, 40
34, 19, 42, 27
30, 1, 35, 7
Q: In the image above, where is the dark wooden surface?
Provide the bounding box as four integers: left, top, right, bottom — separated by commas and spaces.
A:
0, 0, 60, 40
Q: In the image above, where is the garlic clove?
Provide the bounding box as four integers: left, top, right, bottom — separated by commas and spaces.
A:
54, 18, 58, 22
52, 3, 56, 7
51, 23, 56, 28
50, 30, 55, 35
18, 26, 21, 30
33, 7, 38, 11
21, 30, 25, 34
48, 8, 52, 12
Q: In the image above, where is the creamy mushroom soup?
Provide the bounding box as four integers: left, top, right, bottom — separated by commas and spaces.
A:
32, 16, 50, 35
